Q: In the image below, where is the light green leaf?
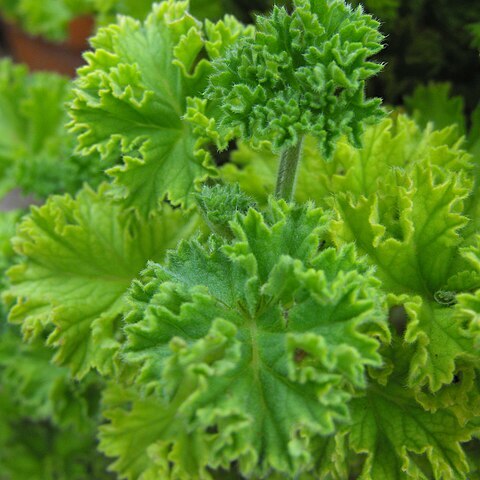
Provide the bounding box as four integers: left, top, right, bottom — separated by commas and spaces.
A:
6, 185, 199, 378
70, 1, 248, 215
317, 116, 478, 392
220, 142, 277, 205
0, 59, 103, 197
415, 363, 480, 426
389, 294, 478, 392
456, 289, 480, 351
334, 161, 471, 296
349, 375, 473, 480
405, 82, 466, 137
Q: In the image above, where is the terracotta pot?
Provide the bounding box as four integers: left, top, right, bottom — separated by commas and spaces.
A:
2, 15, 94, 77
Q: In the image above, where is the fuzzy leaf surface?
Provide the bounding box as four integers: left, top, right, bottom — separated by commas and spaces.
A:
222, 115, 480, 392
202, 0, 384, 157
101, 199, 389, 479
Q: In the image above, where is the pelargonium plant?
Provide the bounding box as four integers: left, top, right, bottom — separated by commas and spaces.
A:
2, 0, 479, 479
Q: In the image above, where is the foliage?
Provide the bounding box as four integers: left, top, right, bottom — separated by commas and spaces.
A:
0, 0, 174, 41
200, 0, 384, 157
0, 326, 114, 480
0, 0, 242, 42
218, 114, 480, 475
1, 0, 480, 478
0, 0, 90, 41
0, 70, 109, 476
69, 0, 250, 214
101, 198, 388, 479
6, 185, 200, 377
0, 59, 104, 198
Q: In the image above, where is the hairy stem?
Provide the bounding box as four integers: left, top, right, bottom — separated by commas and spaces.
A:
275, 137, 304, 202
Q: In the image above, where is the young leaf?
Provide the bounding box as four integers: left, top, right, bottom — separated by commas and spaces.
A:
202, 0, 384, 157
195, 183, 254, 237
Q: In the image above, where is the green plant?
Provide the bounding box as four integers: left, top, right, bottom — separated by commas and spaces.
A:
0, 59, 116, 480
0, 59, 105, 197
3, 0, 480, 478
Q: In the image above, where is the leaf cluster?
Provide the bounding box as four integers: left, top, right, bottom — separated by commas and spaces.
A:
0, 59, 105, 198
0, 0, 479, 478
202, 0, 384, 157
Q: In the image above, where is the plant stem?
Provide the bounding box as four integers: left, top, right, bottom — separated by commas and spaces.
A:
274, 137, 304, 202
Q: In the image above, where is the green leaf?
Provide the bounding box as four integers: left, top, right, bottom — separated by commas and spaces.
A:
0, 415, 113, 480
393, 295, 479, 392
405, 82, 466, 137
335, 163, 471, 296
0, 330, 113, 480
70, 1, 248, 215
6, 185, 199, 378
466, 102, 480, 157
415, 363, 480, 427
94, 0, 157, 24
95, 0, 227, 25
220, 141, 277, 205
202, 0, 384, 157
0, 210, 22, 274
222, 115, 472, 205
266, 115, 480, 394
456, 289, 480, 351
349, 373, 473, 479
195, 183, 255, 238
102, 199, 389, 479
0, 59, 104, 197
224, 115, 480, 392
0, 327, 103, 430
0, 0, 79, 41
